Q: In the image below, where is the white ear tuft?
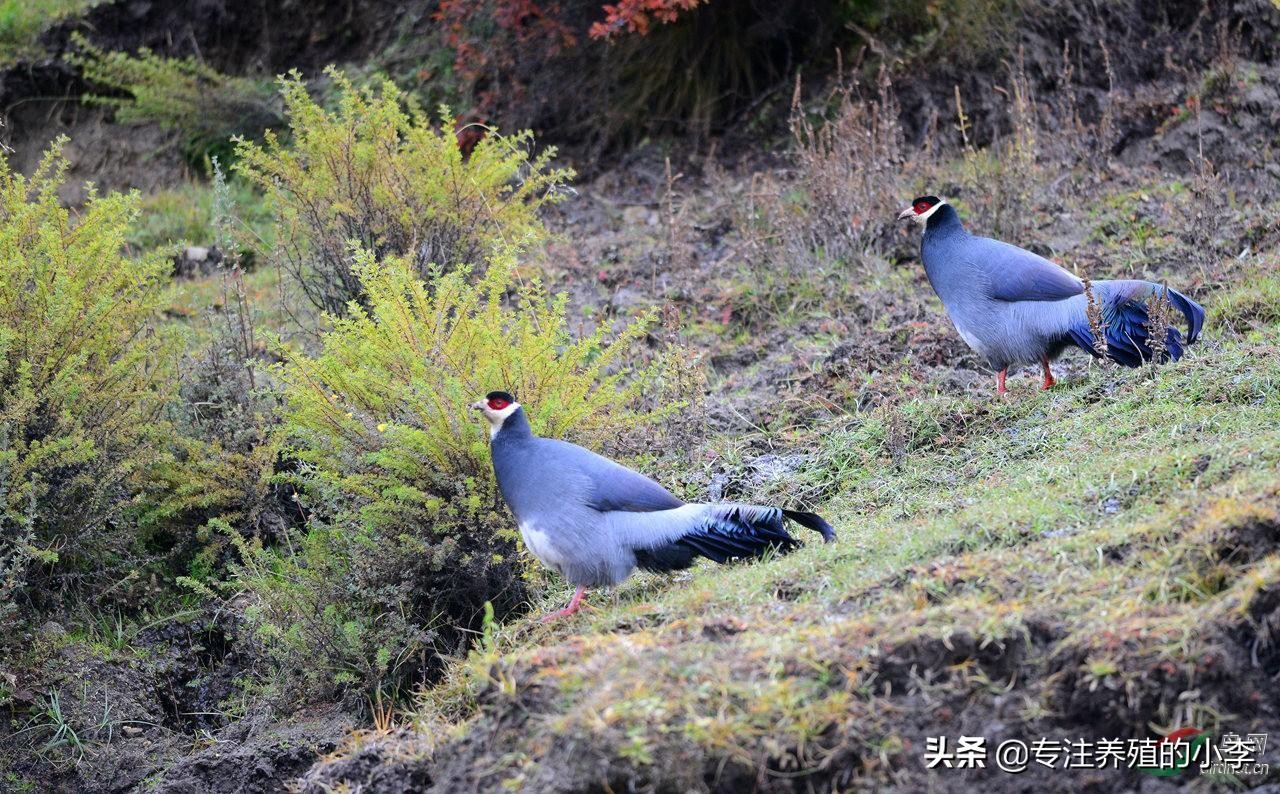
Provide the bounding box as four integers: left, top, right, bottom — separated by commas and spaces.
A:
915, 198, 946, 225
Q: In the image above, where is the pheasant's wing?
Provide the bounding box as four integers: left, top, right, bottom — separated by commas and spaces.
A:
538, 439, 685, 513
974, 237, 1085, 302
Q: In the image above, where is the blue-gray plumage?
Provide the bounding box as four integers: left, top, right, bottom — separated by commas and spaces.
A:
898, 196, 1205, 394
472, 392, 835, 619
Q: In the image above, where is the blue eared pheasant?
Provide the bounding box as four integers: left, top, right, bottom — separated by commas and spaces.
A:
473, 392, 836, 620
898, 196, 1205, 395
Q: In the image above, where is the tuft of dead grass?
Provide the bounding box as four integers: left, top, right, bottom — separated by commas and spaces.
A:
731, 61, 912, 319
1083, 277, 1110, 359
1145, 284, 1174, 363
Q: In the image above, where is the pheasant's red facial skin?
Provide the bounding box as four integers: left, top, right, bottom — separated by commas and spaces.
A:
898, 195, 946, 226
474, 392, 521, 436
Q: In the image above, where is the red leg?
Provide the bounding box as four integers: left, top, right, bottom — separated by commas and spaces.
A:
1040, 356, 1056, 390
541, 585, 589, 622
996, 368, 1007, 397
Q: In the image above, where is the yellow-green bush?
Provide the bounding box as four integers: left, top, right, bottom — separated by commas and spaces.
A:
0, 143, 178, 616
138, 324, 283, 574
69, 34, 283, 169
233, 68, 573, 316
0, 431, 37, 635
228, 248, 662, 699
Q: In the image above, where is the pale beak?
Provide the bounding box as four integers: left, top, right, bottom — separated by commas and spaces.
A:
897, 206, 915, 222
470, 400, 485, 412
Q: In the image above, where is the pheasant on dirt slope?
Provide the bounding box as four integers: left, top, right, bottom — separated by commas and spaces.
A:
897, 196, 1205, 396
473, 392, 836, 620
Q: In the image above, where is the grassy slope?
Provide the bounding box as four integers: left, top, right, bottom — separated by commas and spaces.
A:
113, 116, 1280, 792
305, 265, 1280, 791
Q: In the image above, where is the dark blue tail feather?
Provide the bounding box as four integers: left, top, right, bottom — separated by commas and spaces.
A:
633, 543, 699, 573
1068, 283, 1204, 368
636, 506, 834, 572
1166, 288, 1205, 343
782, 509, 837, 542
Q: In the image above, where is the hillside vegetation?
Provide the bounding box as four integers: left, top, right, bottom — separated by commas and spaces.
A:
1, 0, 1278, 792
310, 324, 1280, 791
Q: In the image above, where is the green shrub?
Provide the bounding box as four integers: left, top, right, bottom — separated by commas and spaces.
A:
228, 248, 663, 700
138, 270, 284, 573
233, 68, 573, 316
0, 0, 95, 64
0, 142, 179, 615
0, 431, 38, 636
136, 162, 287, 586
69, 34, 283, 170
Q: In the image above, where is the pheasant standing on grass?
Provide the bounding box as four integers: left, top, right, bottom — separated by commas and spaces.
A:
473, 392, 836, 620
897, 196, 1205, 396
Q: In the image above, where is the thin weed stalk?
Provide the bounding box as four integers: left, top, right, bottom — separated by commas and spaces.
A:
1084, 278, 1109, 360
1146, 285, 1174, 364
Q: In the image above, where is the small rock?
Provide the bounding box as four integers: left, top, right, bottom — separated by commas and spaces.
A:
701, 617, 746, 639
707, 473, 729, 502
172, 245, 225, 279
621, 206, 649, 225
747, 454, 806, 485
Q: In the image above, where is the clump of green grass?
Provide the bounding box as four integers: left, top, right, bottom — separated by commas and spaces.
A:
11, 690, 83, 768
1212, 264, 1280, 333
130, 177, 273, 255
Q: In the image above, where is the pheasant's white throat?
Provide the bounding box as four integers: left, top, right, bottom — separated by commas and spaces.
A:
484, 402, 521, 436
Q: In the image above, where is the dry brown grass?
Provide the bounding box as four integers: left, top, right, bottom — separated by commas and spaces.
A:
1083, 277, 1110, 359
787, 64, 909, 261
736, 63, 912, 288
953, 49, 1048, 239
1146, 284, 1174, 363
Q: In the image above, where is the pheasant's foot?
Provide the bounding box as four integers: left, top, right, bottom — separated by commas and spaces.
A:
540, 585, 589, 622
1040, 357, 1056, 390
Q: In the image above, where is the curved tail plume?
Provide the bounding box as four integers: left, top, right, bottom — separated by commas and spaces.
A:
1068, 280, 1205, 367
782, 509, 837, 542
630, 503, 836, 573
